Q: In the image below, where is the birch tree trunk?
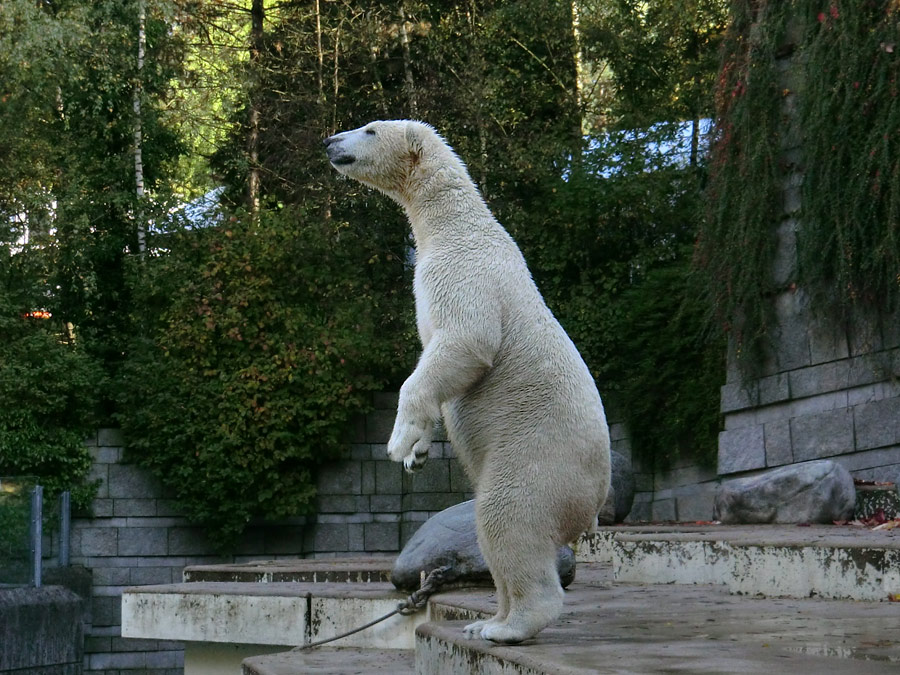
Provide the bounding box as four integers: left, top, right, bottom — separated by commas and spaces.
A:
247, 0, 264, 220
399, 4, 418, 118
134, 0, 146, 254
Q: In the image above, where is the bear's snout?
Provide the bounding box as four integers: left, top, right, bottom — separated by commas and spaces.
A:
324, 135, 355, 167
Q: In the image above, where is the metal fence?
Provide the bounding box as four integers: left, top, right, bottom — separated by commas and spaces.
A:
0, 477, 71, 587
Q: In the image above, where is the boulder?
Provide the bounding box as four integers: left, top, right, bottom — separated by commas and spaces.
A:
390, 499, 576, 591
713, 460, 855, 524
597, 451, 635, 525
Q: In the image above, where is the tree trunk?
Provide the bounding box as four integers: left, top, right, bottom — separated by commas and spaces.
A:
690, 115, 700, 167
315, 0, 325, 105
247, 0, 264, 220
134, 0, 146, 254
399, 4, 418, 118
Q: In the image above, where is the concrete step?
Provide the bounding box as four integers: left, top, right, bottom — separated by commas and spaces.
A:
122, 580, 424, 649
416, 564, 900, 674
184, 557, 394, 584
578, 525, 900, 601
242, 647, 414, 675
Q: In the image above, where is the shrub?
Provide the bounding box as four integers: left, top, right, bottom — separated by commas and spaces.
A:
0, 286, 100, 509
118, 206, 414, 550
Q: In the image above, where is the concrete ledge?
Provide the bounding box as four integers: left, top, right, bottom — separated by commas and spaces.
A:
183, 557, 393, 584
0, 586, 84, 672
122, 582, 309, 645
415, 582, 900, 674
242, 647, 414, 675
122, 580, 426, 650
590, 525, 900, 601
124, 533, 900, 674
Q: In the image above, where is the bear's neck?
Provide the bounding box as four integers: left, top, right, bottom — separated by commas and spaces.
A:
397, 163, 495, 250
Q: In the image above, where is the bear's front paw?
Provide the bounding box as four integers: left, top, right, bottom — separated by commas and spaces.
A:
387, 418, 433, 473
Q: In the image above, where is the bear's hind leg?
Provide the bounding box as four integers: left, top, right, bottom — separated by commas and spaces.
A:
463, 576, 509, 639
473, 491, 564, 644
479, 556, 563, 644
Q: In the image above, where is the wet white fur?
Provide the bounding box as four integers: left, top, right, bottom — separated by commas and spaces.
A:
327, 120, 611, 643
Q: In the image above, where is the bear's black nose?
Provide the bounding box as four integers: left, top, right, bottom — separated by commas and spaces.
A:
323, 136, 336, 147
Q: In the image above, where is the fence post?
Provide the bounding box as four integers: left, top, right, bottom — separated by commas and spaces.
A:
30, 485, 43, 587
59, 490, 71, 567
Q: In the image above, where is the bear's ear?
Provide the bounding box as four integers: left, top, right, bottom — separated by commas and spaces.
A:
404, 121, 430, 164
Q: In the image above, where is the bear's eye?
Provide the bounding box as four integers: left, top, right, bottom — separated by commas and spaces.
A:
365, 128, 376, 136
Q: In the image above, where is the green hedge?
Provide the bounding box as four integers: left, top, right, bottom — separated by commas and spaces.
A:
117, 207, 414, 550
0, 288, 100, 510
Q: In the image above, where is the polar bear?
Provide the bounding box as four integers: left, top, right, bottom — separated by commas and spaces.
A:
325, 120, 610, 643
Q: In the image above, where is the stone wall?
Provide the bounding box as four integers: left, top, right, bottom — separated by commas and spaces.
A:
715, 22, 900, 487
70, 392, 472, 675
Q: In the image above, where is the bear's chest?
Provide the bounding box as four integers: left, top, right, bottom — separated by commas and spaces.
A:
413, 270, 435, 347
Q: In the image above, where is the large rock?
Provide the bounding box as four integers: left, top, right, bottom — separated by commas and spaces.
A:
598, 451, 635, 525
391, 500, 576, 591
713, 460, 855, 524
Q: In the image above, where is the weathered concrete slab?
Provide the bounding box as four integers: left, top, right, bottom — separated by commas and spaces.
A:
243, 647, 414, 675
122, 582, 310, 645
183, 557, 393, 584
584, 525, 900, 601
122, 580, 424, 649
419, 564, 900, 674
0, 586, 84, 673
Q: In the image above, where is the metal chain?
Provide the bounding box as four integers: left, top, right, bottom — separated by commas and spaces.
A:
292, 565, 450, 651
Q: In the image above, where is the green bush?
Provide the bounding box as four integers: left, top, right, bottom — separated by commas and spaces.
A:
0, 287, 100, 510
605, 255, 724, 470
118, 206, 414, 551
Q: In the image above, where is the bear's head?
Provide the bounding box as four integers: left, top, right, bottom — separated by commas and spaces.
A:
324, 120, 457, 203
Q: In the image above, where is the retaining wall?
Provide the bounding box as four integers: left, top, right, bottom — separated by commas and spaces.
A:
71, 392, 472, 675
715, 22, 900, 486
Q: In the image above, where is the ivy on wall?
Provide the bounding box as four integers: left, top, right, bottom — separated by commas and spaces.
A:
798, 1, 900, 315
696, 0, 900, 358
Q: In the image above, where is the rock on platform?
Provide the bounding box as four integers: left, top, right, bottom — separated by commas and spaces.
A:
391, 499, 576, 590
713, 459, 855, 524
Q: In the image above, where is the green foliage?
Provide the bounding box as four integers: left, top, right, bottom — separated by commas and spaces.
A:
0, 283, 100, 510
117, 208, 414, 549
580, 0, 729, 130
0, 0, 732, 526
798, 0, 900, 314
698, 0, 900, 359
695, 0, 790, 360
606, 255, 725, 470
525, 131, 723, 469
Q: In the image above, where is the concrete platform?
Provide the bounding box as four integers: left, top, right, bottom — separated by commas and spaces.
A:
578, 524, 900, 600
122, 580, 424, 649
120, 524, 900, 673
418, 564, 900, 674
243, 647, 414, 675
184, 557, 394, 584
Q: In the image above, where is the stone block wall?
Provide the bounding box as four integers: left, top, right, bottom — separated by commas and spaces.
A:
620, 418, 720, 523
720, 334, 900, 483
715, 29, 900, 486
69, 392, 473, 675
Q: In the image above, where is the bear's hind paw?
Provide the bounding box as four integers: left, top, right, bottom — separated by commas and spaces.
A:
463, 620, 490, 639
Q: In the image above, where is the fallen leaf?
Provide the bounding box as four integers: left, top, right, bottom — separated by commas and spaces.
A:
873, 519, 900, 531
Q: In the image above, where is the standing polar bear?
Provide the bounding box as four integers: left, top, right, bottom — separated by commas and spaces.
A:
325, 120, 610, 644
